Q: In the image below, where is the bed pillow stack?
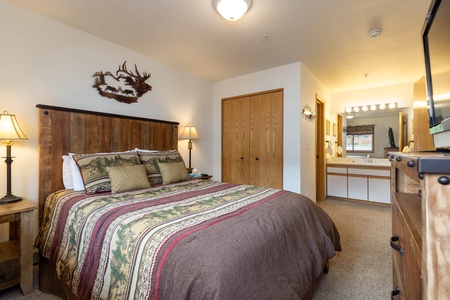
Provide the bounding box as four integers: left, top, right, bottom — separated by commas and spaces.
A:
62, 149, 190, 194
72, 151, 142, 194
136, 150, 188, 185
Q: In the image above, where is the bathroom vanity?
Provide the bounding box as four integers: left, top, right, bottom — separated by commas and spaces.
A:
326, 157, 391, 204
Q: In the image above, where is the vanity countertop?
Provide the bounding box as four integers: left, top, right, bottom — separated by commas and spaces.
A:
327, 158, 390, 168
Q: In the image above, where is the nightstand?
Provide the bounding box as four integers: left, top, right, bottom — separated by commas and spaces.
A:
0, 199, 37, 295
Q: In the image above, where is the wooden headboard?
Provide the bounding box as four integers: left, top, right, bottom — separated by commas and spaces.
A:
36, 104, 179, 224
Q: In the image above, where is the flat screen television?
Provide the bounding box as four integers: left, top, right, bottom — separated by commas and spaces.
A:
422, 0, 450, 149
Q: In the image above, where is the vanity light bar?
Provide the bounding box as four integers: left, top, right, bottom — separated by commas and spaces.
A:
344, 102, 397, 113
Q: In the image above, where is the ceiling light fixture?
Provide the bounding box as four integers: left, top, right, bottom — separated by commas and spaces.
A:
213, 0, 252, 21
367, 28, 382, 39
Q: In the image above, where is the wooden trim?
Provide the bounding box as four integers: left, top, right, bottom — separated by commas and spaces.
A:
220, 88, 284, 102
36, 104, 179, 125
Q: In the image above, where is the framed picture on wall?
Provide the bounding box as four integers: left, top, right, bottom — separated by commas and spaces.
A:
333, 123, 337, 137
326, 119, 330, 135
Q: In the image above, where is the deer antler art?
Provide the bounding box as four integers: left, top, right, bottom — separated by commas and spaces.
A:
92, 61, 152, 104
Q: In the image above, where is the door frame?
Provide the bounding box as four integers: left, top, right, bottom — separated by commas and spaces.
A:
315, 95, 326, 201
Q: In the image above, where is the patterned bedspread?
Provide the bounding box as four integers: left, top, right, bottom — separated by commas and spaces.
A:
37, 180, 341, 300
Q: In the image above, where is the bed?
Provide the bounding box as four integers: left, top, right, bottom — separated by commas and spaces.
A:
36, 104, 341, 300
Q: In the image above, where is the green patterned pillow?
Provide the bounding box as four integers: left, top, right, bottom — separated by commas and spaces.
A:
106, 165, 151, 193
158, 162, 189, 184
137, 150, 186, 185
72, 152, 141, 194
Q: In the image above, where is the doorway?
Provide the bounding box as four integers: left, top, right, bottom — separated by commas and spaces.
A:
315, 96, 326, 201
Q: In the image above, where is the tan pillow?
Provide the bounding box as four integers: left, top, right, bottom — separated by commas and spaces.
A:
106, 165, 151, 193
158, 162, 189, 184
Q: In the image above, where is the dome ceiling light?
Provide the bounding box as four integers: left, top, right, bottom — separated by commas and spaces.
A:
213, 0, 252, 21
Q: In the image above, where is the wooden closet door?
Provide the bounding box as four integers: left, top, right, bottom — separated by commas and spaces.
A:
249, 91, 283, 188
222, 97, 250, 184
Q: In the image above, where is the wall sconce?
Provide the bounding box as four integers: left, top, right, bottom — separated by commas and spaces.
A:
179, 125, 200, 173
302, 104, 316, 121
213, 0, 252, 21
0, 111, 28, 203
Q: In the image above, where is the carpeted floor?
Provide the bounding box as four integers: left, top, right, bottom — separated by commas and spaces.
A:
313, 198, 392, 300
0, 198, 391, 300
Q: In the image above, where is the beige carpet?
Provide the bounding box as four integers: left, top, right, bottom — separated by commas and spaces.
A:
313, 198, 392, 300
0, 198, 391, 300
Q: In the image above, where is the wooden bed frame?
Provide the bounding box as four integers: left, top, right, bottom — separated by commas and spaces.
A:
36, 104, 324, 299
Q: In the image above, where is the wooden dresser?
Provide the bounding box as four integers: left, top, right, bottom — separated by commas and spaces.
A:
389, 152, 450, 299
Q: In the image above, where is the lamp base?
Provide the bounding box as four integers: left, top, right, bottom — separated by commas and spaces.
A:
187, 167, 193, 174
0, 194, 22, 204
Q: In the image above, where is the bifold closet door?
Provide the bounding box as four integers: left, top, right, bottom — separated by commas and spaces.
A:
222, 89, 283, 189
249, 92, 283, 189
222, 97, 250, 185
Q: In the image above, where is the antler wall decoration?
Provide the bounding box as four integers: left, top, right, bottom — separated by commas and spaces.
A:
92, 61, 152, 104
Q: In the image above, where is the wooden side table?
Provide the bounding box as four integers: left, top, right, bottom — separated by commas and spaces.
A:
0, 199, 37, 295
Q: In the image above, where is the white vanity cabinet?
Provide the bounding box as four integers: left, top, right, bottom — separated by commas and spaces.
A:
326, 163, 391, 203
347, 175, 368, 200
326, 166, 347, 198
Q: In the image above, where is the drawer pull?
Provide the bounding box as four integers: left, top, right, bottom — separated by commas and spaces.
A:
438, 176, 450, 185
390, 236, 404, 256
391, 287, 400, 299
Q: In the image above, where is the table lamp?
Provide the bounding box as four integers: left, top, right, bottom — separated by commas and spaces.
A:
0, 111, 28, 203
179, 125, 200, 173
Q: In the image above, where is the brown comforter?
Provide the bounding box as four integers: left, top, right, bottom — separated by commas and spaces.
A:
37, 180, 341, 300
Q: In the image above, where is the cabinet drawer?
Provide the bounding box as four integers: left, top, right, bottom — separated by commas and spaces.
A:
392, 201, 422, 299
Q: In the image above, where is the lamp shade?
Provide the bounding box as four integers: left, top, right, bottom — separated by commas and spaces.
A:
179, 125, 200, 140
0, 111, 28, 141
215, 0, 251, 21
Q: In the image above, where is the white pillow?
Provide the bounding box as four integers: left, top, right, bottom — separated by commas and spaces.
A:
62, 155, 74, 189
68, 153, 85, 191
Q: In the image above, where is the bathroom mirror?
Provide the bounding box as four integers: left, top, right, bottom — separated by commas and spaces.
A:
337, 107, 412, 158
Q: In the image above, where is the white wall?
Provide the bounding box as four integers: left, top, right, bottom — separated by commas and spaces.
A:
300, 64, 331, 201
213, 63, 302, 193
0, 2, 213, 239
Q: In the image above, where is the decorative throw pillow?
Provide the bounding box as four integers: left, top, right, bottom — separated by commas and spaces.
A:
137, 150, 186, 185
158, 162, 189, 184
72, 152, 141, 194
106, 165, 151, 193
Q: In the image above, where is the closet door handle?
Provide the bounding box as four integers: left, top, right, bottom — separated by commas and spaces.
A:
240, 157, 244, 160
255, 157, 259, 160
390, 236, 404, 256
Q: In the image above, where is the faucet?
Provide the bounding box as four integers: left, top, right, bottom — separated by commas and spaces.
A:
366, 154, 371, 163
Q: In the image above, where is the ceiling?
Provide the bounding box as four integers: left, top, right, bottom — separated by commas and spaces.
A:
8, 0, 432, 93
